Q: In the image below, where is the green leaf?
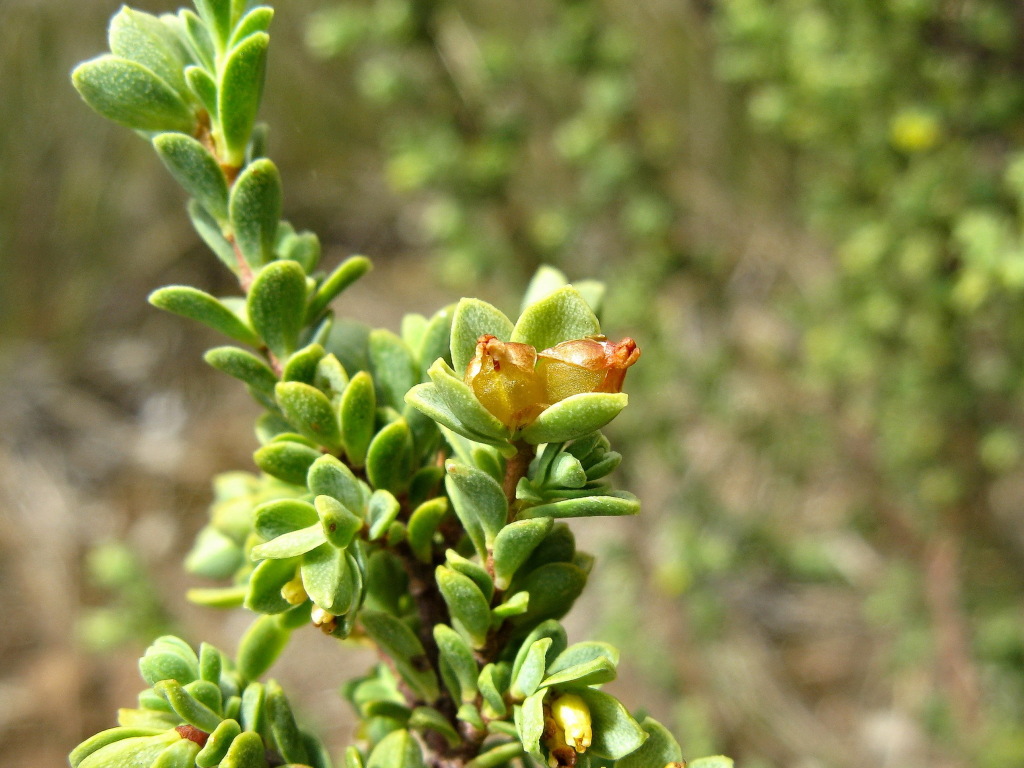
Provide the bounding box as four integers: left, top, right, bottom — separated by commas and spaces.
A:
307, 454, 366, 514
517, 690, 547, 757
109, 8, 188, 96
244, 556, 299, 614
573, 687, 647, 760
369, 329, 417, 410
229, 6, 274, 50
492, 517, 553, 590
72, 55, 196, 133
520, 523, 575, 572
520, 265, 569, 313
186, 585, 247, 608
301, 544, 360, 615
194, 0, 231, 46
139, 643, 198, 687
519, 393, 628, 445
444, 549, 494, 602
307, 255, 372, 321
254, 498, 317, 539
282, 343, 326, 384
540, 655, 616, 688
153, 132, 229, 223
236, 615, 290, 681
70, 728, 165, 768
366, 419, 414, 494
366, 729, 425, 768
615, 717, 684, 768
314, 353, 349, 399
155, 679, 222, 732
218, 32, 269, 165
366, 489, 401, 540
573, 280, 605, 315
687, 757, 735, 768
433, 625, 479, 703
195, 719, 242, 768
238, 682, 265, 733
407, 497, 449, 563
198, 643, 223, 685
511, 286, 600, 352
450, 298, 514, 376
344, 746, 365, 768
252, 523, 326, 559
465, 742, 525, 768
247, 260, 307, 359
184, 65, 217, 115
204, 346, 277, 397
584, 451, 621, 480
219, 731, 268, 768
149, 286, 260, 346
510, 637, 551, 700
424, 360, 512, 444
548, 452, 587, 488
340, 370, 376, 466
266, 681, 308, 765
179, 11, 215, 71
275, 381, 341, 449
548, 641, 619, 676
360, 611, 439, 702
153, 738, 201, 768
477, 663, 508, 717
491, 590, 529, 619
253, 440, 321, 486
405, 380, 509, 451
510, 562, 587, 627
187, 198, 238, 273
417, 305, 454, 378
78, 732, 181, 768
409, 707, 460, 748
517, 491, 640, 520
457, 702, 485, 731
230, 158, 282, 267
436, 566, 492, 649
316, 495, 362, 548
282, 230, 322, 274
444, 460, 507, 550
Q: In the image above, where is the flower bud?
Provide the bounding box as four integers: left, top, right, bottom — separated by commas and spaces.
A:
464, 335, 547, 429
550, 693, 592, 754
536, 336, 640, 403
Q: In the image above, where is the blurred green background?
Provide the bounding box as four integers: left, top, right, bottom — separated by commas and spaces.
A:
3, 1, 1024, 766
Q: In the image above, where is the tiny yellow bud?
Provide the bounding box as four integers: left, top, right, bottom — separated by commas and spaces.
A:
550, 693, 592, 754
281, 574, 308, 605
310, 606, 338, 634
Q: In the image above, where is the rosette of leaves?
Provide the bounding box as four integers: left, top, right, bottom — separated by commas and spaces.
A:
69, 636, 330, 768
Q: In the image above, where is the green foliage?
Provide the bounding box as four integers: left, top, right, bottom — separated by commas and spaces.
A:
67, 1, 720, 767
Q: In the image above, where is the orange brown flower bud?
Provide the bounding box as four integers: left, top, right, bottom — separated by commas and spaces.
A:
465, 335, 548, 429
464, 334, 640, 431
537, 336, 640, 403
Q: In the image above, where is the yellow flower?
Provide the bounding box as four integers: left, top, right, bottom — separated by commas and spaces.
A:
550, 692, 592, 754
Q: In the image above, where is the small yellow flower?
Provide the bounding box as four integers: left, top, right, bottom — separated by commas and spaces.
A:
550, 693, 592, 754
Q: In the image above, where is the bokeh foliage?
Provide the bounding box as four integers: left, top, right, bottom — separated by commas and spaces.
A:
304, 0, 1024, 766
